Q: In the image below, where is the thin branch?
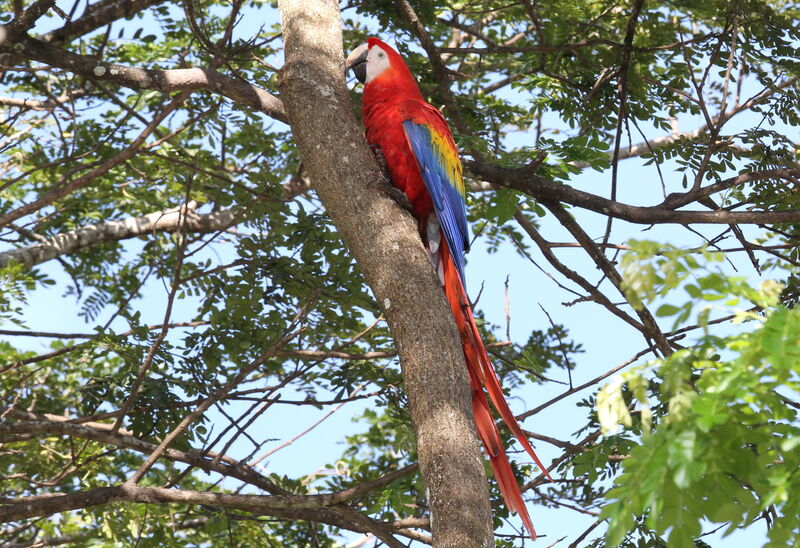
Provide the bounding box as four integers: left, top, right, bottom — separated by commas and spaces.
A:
0, 88, 86, 111
513, 211, 646, 334
567, 519, 602, 547
0, 484, 396, 529
604, 0, 646, 245
111, 185, 194, 434
250, 385, 366, 466
40, 0, 168, 45
0, 92, 190, 230
577, 75, 798, 168
124, 324, 304, 484
10, 0, 57, 33
275, 349, 395, 360
543, 200, 672, 355
518, 346, 652, 420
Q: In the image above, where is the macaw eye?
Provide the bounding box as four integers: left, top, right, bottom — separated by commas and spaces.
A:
378, 52, 385, 58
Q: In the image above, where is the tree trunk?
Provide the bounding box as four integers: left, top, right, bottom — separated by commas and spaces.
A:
277, 1, 494, 546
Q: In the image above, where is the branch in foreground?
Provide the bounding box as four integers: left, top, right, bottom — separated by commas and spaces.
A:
0, 484, 394, 532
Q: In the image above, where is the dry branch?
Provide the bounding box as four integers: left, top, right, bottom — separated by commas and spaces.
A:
0, 202, 242, 269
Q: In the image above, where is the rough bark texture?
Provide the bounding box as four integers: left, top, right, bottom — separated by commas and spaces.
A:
277, 1, 493, 546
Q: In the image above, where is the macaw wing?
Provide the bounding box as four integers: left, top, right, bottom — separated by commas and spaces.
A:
402, 117, 469, 283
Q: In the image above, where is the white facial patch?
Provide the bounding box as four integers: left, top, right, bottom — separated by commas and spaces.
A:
365, 45, 391, 84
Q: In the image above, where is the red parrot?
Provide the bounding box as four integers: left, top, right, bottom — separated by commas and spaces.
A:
347, 38, 550, 539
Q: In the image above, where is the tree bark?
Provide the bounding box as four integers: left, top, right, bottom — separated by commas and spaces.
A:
276, 1, 494, 546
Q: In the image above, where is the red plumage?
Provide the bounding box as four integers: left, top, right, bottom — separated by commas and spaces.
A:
351, 37, 550, 540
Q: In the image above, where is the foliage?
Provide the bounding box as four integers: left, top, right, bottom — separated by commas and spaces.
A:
599, 302, 800, 547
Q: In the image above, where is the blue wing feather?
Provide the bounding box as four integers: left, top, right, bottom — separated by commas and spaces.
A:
402, 120, 469, 283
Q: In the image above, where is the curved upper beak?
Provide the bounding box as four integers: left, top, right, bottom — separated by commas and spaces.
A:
346, 43, 369, 84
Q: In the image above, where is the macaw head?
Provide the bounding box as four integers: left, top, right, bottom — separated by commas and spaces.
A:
346, 38, 390, 85
346, 38, 422, 99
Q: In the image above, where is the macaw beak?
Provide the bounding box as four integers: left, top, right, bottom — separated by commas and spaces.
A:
346, 43, 369, 84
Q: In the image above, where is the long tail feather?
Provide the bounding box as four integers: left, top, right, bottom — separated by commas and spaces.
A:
468, 318, 553, 480
468, 364, 537, 539
439, 239, 549, 539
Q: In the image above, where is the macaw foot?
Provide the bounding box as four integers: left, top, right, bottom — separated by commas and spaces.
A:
370, 144, 389, 175
370, 145, 413, 213
380, 180, 414, 213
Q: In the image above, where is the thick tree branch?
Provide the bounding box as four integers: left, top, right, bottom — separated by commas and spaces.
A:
470, 162, 800, 225
0, 31, 287, 123
10, 0, 56, 33
0, 484, 391, 532
277, 1, 493, 546
0, 416, 284, 494
0, 412, 418, 506
0, 413, 416, 545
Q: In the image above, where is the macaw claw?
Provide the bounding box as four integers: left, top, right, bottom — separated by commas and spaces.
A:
370, 144, 413, 213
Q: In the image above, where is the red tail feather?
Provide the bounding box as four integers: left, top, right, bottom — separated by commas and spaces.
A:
439, 240, 549, 540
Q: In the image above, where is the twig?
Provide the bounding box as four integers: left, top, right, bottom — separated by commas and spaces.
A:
250, 384, 366, 466
124, 324, 305, 485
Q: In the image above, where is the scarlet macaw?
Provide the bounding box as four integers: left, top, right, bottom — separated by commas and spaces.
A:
347, 38, 549, 538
